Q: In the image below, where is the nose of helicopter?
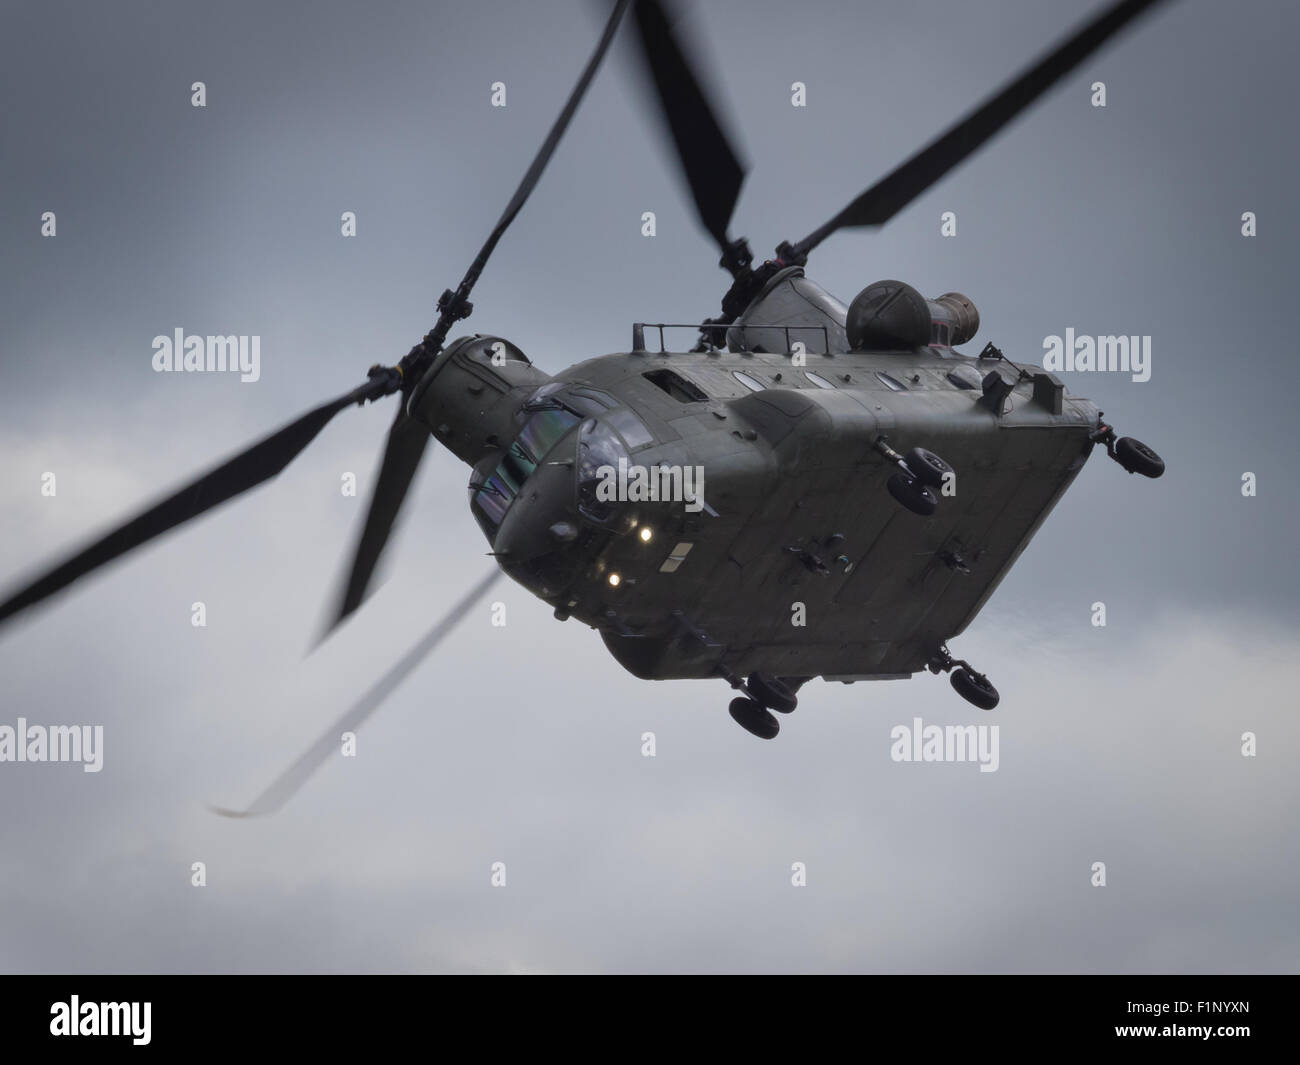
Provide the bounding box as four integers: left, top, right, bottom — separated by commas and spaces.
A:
491, 457, 579, 564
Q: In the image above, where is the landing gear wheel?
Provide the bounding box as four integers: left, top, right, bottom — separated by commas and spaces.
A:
748, 673, 797, 714
950, 668, 999, 711
1115, 437, 1165, 478
887, 473, 938, 516
729, 697, 780, 739
903, 447, 953, 489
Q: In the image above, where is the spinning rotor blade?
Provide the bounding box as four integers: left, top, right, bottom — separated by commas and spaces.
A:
0, 375, 396, 631
322, 407, 430, 640
320, 0, 633, 635
429, 0, 633, 341
628, 0, 747, 253
212, 567, 504, 818
787, 0, 1169, 260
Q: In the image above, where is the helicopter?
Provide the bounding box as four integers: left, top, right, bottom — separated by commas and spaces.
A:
0, 0, 1171, 812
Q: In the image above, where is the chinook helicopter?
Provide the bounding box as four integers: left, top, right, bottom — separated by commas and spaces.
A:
0, 0, 1170, 810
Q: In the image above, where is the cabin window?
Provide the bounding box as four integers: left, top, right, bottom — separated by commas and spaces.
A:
644, 369, 708, 403
874, 371, 908, 392
732, 370, 765, 392
804, 370, 836, 389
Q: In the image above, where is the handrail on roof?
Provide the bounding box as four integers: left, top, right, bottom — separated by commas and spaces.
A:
631, 322, 831, 355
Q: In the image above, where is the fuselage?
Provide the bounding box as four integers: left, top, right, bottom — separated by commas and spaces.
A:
406, 273, 1098, 684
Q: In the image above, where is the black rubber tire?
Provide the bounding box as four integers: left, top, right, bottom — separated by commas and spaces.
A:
748, 673, 798, 714
728, 697, 780, 739
1115, 437, 1165, 478
903, 446, 953, 489
887, 473, 938, 516
950, 668, 999, 711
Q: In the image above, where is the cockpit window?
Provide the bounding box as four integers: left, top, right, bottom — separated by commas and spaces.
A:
804, 370, 836, 389
577, 418, 628, 523
471, 467, 518, 528
523, 382, 613, 418
732, 370, 765, 392
523, 382, 566, 411
568, 385, 616, 410
471, 408, 580, 531
514, 408, 580, 475
605, 407, 654, 449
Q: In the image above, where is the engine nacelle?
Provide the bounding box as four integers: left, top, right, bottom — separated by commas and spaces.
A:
846, 281, 979, 352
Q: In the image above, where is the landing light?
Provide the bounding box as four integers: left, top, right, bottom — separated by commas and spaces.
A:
638, 526, 653, 543
607, 573, 622, 587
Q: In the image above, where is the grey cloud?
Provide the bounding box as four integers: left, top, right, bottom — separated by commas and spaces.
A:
0, 0, 1296, 973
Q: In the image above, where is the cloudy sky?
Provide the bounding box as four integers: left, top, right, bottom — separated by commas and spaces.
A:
1, 0, 1297, 973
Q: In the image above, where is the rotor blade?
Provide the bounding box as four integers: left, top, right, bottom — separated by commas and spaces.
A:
212, 567, 505, 818
321, 407, 430, 641
432, 0, 631, 337
0, 379, 387, 631
628, 0, 747, 251
789, 0, 1170, 259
